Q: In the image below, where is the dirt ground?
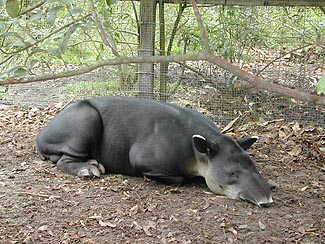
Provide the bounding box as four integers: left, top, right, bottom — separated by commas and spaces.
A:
0, 102, 324, 244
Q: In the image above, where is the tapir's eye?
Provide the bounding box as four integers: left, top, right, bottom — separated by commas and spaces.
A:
226, 172, 238, 184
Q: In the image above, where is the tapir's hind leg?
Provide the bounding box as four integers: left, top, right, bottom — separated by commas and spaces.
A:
36, 100, 105, 178
56, 155, 105, 177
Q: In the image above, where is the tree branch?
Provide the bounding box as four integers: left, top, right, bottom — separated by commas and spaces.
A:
2, 51, 324, 106
89, 0, 119, 57
3, 53, 206, 85
167, 3, 187, 56
190, 0, 211, 53
205, 53, 325, 106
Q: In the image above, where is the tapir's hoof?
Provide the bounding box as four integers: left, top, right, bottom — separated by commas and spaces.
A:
77, 159, 105, 178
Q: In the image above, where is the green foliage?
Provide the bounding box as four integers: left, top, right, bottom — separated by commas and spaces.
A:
162, 5, 324, 64
0, 0, 140, 82
0, 1, 323, 89
5, 0, 20, 18
106, 0, 119, 6
316, 75, 325, 95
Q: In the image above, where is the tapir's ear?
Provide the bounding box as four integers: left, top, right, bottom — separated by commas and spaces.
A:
236, 136, 259, 150
192, 135, 210, 154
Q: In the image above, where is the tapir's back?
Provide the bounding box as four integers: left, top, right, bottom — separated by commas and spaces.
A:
89, 96, 219, 136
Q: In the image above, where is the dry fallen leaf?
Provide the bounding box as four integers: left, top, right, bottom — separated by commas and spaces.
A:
38, 225, 48, 231
319, 147, 325, 156
221, 115, 240, 133
238, 224, 248, 229
132, 221, 142, 231
227, 227, 238, 235
38, 225, 54, 236
292, 122, 301, 134
88, 214, 102, 220
146, 203, 157, 212
143, 225, 153, 236
220, 222, 226, 228
98, 220, 117, 228
258, 220, 266, 230
279, 130, 287, 138
129, 204, 139, 216
298, 226, 306, 234
22, 236, 33, 244
288, 146, 302, 157
300, 186, 309, 191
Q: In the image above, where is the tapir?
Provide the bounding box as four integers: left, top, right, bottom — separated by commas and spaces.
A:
36, 96, 273, 207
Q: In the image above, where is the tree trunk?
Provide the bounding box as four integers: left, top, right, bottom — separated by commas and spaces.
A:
159, 0, 168, 101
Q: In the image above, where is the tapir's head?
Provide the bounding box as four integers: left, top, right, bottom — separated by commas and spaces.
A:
192, 134, 273, 207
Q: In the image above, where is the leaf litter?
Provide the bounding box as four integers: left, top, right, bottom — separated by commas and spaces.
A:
0, 104, 324, 243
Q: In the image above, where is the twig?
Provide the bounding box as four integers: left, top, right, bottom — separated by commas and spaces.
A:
60, 96, 76, 111
131, 0, 140, 45
176, 61, 208, 81
0, 139, 11, 145
167, 3, 187, 57
19, 0, 46, 16
320, 7, 325, 14
257, 43, 313, 75
164, 2, 187, 97
17, 191, 62, 199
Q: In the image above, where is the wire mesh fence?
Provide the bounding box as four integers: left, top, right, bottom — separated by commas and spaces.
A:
1, 2, 324, 126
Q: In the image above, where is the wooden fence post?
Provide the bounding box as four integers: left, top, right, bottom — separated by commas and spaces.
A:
138, 0, 157, 98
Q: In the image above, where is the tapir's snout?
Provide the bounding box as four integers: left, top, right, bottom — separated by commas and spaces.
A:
239, 193, 273, 207
237, 175, 274, 207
